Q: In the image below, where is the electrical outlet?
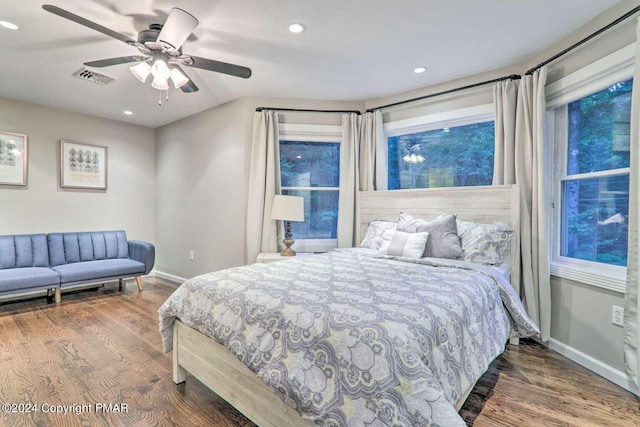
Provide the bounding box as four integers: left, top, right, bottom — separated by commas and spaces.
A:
612, 305, 624, 327
189, 250, 195, 261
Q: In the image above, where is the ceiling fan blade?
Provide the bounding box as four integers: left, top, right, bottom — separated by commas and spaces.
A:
84, 56, 146, 67
42, 4, 137, 45
180, 79, 199, 93
157, 8, 198, 49
183, 56, 252, 79
172, 66, 199, 93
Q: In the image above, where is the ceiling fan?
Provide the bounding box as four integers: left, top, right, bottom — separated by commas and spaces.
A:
42, 4, 252, 100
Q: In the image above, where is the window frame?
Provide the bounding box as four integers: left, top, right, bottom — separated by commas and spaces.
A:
384, 103, 494, 137
545, 42, 635, 294
279, 123, 342, 253
384, 103, 495, 190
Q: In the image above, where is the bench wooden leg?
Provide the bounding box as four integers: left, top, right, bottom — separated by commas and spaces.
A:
135, 276, 143, 291
119, 278, 123, 291
55, 288, 61, 303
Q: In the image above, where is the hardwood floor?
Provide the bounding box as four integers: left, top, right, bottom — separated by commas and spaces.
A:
459, 340, 640, 426
0, 277, 638, 427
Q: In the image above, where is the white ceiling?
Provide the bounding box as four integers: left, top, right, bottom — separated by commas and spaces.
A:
0, 0, 623, 128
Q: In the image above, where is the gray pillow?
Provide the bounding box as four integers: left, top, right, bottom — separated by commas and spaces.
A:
457, 219, 513, 265
397, 213, 462, 260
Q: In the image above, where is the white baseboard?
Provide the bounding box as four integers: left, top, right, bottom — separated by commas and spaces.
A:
548, 338, 638, 396
153, 270, 188, 284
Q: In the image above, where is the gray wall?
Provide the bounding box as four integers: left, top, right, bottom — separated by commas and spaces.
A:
154, 97, 363, 280
0, 97, 155, 242
550, 277, 626, 370
154, 97, 252, 279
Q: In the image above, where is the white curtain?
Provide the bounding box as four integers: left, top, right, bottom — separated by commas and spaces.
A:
515, 67, 551, 341
246, 110, 281, 264
493, 79, 518, 185
359, 110, 387, 191
624, 18, 640, 391
337, 113, 360, 247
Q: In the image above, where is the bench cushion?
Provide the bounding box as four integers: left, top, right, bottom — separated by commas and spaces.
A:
0, 234, 49, 269
52, 259, 145, 286
0, 267, 60, 292
47, 231, 129, 267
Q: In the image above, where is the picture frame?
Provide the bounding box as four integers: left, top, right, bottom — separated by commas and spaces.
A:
60, 140, 108, 190
0, 131, 28, 186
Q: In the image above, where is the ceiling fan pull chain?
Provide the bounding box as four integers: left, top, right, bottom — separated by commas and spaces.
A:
166, 90, 169, 102
158, 90, 162, 106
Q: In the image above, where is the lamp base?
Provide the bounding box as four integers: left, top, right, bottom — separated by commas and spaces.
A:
280, 238, 296, 256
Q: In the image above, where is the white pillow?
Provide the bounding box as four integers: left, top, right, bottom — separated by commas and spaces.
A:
377, 230, 430, 259
360, 220, 397, 250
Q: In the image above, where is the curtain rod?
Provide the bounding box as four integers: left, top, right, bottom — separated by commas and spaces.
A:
365, 74, 521, 113
526, 5, 640, 75
255, 107, 361, 115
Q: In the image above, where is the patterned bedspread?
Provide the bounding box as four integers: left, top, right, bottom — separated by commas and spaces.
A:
158, 248, 539, 426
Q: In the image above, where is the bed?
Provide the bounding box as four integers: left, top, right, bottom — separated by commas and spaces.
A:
158, 185, 540, 426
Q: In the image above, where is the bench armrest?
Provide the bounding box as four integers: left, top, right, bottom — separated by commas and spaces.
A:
128, 240, 155, 275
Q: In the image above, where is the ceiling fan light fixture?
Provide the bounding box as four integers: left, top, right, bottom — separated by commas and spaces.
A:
170, 68, 189, 89
42, 5, 251, 102
129, 61, 151, 82
151, 59, 171, 80
151, 76, 170, 91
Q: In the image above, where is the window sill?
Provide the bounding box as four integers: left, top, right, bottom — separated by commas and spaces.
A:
550, 260, 626, 294
290, 239, 337, 253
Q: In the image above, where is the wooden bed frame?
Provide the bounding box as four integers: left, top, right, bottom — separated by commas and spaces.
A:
172, 184, 521, 427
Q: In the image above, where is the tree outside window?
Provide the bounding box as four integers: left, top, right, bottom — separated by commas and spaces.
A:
388, 121, 495, 190
559, 78, 632, 267
280, 140, 340, 240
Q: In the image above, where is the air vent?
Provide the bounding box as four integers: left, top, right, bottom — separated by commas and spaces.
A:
72, 67, 116, 85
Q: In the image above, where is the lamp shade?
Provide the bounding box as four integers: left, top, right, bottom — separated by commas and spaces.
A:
170, 67, 189, 89
151, 76, 170, 90
271, 195, 304, 222
129, 62, 151, 82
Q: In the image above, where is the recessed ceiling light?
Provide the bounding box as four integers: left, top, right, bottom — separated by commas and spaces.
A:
414, 66, 427, 74
288, 23, 305, 34
0, 20, 19, 30
123, 110, 133, 116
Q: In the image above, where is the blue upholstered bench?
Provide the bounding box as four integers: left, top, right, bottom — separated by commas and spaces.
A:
0, 234, 60, 298
0, 231, 154, 303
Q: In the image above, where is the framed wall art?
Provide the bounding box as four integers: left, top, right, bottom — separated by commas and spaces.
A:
0, 131, 28, 186
60, 140, 107, 190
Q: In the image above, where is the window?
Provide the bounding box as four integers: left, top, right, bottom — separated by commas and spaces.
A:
547, 44, 634, 292
385, 104, 495, 190
279, 124, 341, 252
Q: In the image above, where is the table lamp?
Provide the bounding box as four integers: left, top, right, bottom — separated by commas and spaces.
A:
271, 195, 304, 256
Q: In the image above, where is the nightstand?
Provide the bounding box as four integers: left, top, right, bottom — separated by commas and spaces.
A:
256, 252, 314, 264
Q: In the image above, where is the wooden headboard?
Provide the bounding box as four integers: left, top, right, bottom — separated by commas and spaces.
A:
357, 185, 521, 294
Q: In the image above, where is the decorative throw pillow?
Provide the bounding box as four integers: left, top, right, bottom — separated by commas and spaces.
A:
360, 220, 397, 250
397, 213, 462, 260
377, 230, 429, 259
457, 219, 513, 265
